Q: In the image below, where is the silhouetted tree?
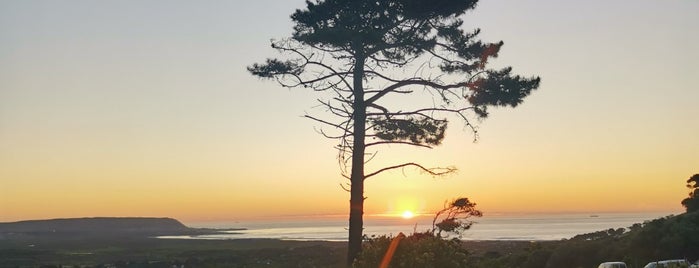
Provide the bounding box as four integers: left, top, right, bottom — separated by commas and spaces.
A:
682, 174, 699, 212
432, 197, 482, 237
354, 196, 480, 268
248, 0, 540, 264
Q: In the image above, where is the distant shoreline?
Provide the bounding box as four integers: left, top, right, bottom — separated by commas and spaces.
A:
0, 212, 675, 242
2, 213, 695, 267
177, 211, 676, 242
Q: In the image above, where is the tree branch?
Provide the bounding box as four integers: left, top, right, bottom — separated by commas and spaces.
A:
305, 115, 351, 132
274, 40, 354, 91
364, 162, 456, 180
366, 79, 467, 104
365, 141, 433, 149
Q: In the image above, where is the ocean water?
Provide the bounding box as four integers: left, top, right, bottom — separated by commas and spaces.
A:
164, 212, 675, 242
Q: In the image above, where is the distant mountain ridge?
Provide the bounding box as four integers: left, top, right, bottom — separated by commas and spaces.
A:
0, 217, 190, 235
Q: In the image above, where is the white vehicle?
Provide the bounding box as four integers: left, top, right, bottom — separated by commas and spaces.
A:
643, 259, 690, 268
598, 262, 627, 268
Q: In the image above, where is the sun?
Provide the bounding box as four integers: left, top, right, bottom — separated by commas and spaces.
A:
401, 210, 414, 219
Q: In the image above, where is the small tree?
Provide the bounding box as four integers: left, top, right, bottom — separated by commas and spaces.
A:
681, 174, 699, 213
249, 0, 540, 264
432, 197, 483, 237
354, 196, 481, 268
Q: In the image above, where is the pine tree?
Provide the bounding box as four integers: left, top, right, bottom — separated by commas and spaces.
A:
249, 0, 540, 264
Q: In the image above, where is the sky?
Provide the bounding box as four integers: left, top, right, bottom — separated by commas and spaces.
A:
1, 0, 697, 223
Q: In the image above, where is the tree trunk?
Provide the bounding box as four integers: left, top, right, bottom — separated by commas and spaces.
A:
347, 57, 366, 266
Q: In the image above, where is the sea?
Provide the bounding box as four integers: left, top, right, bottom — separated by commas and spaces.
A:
162, 212, 677, 242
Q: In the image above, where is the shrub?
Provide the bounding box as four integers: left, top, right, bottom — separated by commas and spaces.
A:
354, 196, 482, 267
353, 232, 470, 268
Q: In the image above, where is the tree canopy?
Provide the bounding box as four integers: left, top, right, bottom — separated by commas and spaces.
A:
682, 174, 699, 212
249, 0, 540, 264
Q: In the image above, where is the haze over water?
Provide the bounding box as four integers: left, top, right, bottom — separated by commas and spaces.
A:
166, 212, 675, 242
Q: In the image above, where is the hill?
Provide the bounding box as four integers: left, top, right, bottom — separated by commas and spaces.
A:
0, 217, 195, 237
469, 211, 699, 268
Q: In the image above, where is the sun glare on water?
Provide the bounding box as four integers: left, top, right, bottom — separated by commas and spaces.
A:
401, 210, 414, 219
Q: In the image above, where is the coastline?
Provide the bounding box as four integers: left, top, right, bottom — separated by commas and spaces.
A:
177, 211, 675, 242
0, 212, 684, 267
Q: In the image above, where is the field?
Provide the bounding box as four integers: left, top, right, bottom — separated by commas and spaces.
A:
0, 235, 539, 267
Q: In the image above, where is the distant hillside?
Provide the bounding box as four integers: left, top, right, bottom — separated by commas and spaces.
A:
466, 212, 699, 268
0, 217, 190, 236
545, 211, 699, 266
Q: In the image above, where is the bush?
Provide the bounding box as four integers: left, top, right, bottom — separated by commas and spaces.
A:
353, 232, 470, 268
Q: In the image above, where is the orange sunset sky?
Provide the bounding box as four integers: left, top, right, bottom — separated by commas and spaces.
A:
1, 0, 697, 222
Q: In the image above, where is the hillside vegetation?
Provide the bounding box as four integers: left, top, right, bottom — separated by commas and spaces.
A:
353, 212, 699, 268
469, 211, 699, 268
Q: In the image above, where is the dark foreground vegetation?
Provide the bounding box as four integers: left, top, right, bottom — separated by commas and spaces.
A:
0, 217, 344, 267
355, 211, 699, 268
0, 236, 346, 268
1, 212, 698, 267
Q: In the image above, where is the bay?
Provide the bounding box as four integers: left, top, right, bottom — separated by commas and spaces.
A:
163, 212, 676, 242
